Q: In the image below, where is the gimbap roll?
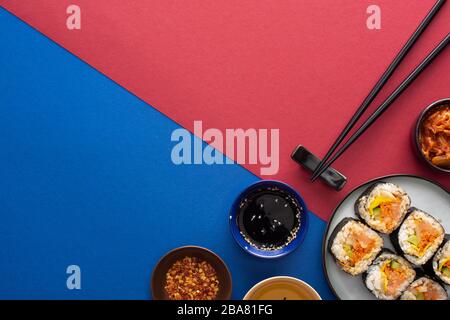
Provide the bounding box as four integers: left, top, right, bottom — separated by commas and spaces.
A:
392, 208, 445, 266
355, 182, 410, 234
400, 277, 448, 300
431, 239, 450, 285
364, 251, 416, 300
329, 218, 383, 276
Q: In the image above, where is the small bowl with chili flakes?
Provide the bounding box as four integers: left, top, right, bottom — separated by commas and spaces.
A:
151, 246, 232, 300
414, 99, 450, 173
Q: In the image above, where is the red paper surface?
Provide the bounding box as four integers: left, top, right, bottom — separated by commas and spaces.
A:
1, 0, 449, 220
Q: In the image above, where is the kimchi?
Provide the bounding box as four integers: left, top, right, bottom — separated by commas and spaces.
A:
420, 105, 450, 169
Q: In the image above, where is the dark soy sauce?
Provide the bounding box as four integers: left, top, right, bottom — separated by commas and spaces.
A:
238, 187, 301, 250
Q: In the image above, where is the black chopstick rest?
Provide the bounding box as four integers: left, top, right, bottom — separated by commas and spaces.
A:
291, 145, 347, 191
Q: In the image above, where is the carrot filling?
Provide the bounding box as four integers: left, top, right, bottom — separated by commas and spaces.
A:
410, 283, 442, 300
381, 260, 408, 296
369, 196, 401, 230
407, 219, 441, 257
343, 231, 377, 267
438, 258, 450, 277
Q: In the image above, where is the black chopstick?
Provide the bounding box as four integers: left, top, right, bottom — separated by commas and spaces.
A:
311, 33, 450, 181
310, 0, 447, 180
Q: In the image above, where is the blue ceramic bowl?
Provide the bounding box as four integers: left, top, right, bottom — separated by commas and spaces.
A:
229, 180, 309, 259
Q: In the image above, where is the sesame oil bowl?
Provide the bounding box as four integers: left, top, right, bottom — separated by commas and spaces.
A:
243, 276, 321, 300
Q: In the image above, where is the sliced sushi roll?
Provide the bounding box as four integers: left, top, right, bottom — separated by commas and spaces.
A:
391, 208, 445, 266
431, 239, 450, 285
400, 277, 448, 300
329, 218, 383, 276
364, 251, 416, 300
355, 182, 410, 234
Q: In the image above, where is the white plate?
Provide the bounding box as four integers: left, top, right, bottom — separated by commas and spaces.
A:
323, 175, 450, 300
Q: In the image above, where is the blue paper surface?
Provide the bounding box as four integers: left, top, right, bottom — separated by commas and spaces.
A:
0, 9, 334, 300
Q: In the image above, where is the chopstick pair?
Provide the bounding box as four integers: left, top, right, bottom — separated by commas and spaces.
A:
310, 0, 449, 182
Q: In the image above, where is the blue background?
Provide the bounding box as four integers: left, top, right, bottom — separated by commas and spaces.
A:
0, 9, 334, 299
